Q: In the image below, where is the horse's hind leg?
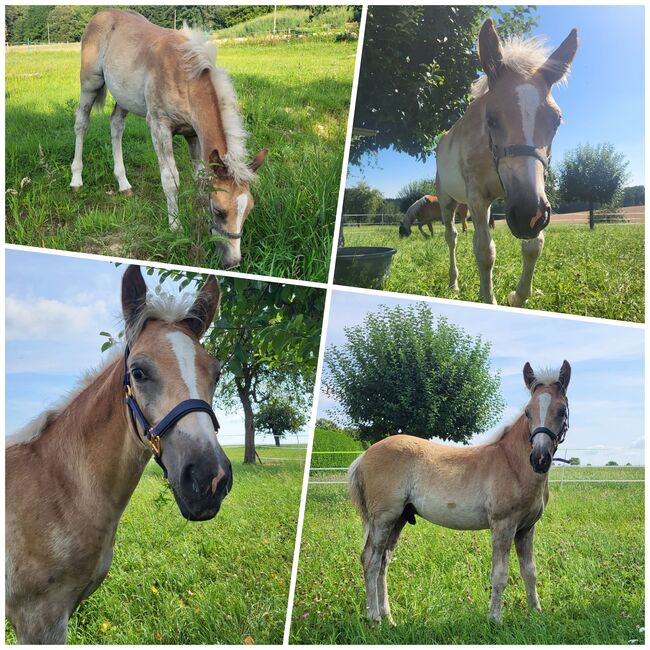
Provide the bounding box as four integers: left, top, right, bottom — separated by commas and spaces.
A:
457, 204, 469, 234
439, 195, 459, 291
185, 135, 204, 180
377, 515, 408, 625
110, 104, 132, 195
471, 200, 497, 304
508, 232, 544, 307
515, 526, 542, 612
70, 64, 105, 190
418, 224, 430, 239
361, 517, 395, 624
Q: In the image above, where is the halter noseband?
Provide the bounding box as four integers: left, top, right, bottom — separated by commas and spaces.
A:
123, 345, 220, 476
488, 130, 551, 184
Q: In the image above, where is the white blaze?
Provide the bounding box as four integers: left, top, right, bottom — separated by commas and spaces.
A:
236, 193, 248, 230
538, 392, 551, 429
516, 84, 545, 194
167, 331, 215, 438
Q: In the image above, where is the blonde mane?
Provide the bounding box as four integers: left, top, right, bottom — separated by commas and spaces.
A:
178, 27, 254, 184
7, 290, 203, 448
471, 36, 568, 99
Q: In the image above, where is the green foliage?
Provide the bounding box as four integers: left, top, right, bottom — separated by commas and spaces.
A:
5, 38, 355, 281
292, 472, 644, 644
351, 5, 538, 162
606, 460, 619, 466
342, 182, 385, 218
568, 456, 580, 466
255, 397, 306, 441
622, 185, 645, 207
46, 6, 94, 43
311, 427, 364, 471
324, 303, 504, 444
396, 178, 436, 212
343, 223, 644, 322
558, 143, 630, 228
10, 5, 53, 43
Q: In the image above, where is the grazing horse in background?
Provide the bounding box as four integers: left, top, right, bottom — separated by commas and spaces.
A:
6, 266, 233, 643
70, 9, 268, 268
436, 19, 578, 305
349, 361, 571, 624
399, 195, 469, 238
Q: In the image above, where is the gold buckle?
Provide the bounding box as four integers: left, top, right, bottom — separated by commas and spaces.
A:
149, 434, 161, 456
125, 385, 133, 398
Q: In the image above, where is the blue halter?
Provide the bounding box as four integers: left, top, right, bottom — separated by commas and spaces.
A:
123, 345, 220, 475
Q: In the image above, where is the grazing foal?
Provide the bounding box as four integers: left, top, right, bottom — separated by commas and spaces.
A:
6, 266, 232, 643
349, 361, 571, 624
70, 9, 268, 268
436, 19, 578, 305
399, 195, 469, 238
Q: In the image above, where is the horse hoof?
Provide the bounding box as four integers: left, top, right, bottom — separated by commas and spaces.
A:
120, 188, 133, 197
507, 291, 526, 308
449, 283, 459, 292
70, 185, 81, 193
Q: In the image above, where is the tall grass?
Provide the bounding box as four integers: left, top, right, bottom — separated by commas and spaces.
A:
5, 37, 357, 281
341, 223, 644, 322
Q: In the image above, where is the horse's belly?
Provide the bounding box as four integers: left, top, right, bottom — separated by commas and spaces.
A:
415, 494, 489, 530
103, 70, 148, 116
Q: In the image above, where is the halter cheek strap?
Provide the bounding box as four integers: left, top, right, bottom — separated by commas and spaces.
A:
209, 196, 244, 240
488, 130, 552, 183
528, 399, 570, 461
123, 346, 220, 476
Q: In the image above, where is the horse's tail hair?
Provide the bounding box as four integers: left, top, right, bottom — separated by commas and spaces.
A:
92, 84, 107, 112
348, 453, 370, 545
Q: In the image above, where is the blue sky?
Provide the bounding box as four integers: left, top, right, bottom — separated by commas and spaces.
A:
318, 289, 645, 466
5, 249, 310, 446
348, 5, 645, 196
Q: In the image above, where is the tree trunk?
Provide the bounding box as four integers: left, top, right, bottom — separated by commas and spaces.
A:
274, 435, 281, 447
589, 200, 595, 230
237, 379, 256, 464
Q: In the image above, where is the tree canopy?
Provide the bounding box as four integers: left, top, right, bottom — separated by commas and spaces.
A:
255, 397, 306, 446
324, 303, 504, 444
396, 179, 436, 212
351, 5, 538, 163
557, 143, 630, 228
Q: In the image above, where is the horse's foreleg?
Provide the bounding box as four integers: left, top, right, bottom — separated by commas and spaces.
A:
488, 523, 517, 622
70, 83, 103, 190
148, 115, 181, 231
377, 516, 407, 626
440, 199, 459, 291
10, 604, 69, 644
110, 104, 132, 196
471, 204, 497, 304
515, 526, 541, 612
428, 223, 434, 238
508, 232, 544, 307
186, 135, 204, 180
418, 224, 430, 239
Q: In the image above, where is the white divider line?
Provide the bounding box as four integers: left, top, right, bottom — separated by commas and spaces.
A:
308, 479, 645, 486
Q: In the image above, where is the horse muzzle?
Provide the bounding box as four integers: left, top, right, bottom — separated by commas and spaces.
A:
506, 198, 551, 239
213, 240, 241, 270
174, 458, 233, 521
398, 224, 411, 238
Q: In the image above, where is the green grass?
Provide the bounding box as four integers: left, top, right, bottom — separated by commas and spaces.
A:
6, 448, 305, 644
311, 427, 364, 469
5, 37, 357, 281
291, 456, 645, 644
342, 223, 644, 322
216, 7, 355, 38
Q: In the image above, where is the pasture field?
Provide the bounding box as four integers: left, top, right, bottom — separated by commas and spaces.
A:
5, 37, 357, 281
5, 445, 305, 645
290, 431, 645, 644
341, 223, 644, 322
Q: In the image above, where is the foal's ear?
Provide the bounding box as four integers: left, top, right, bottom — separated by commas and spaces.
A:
122, 265, 147, 328
209, 149, 230, 180
523, 362, 536, 391
539, 29, 578, 87
558, 360, 571, 392
184, 275, 221, 338
249, 148, 269, 173
478, 19, 504, 84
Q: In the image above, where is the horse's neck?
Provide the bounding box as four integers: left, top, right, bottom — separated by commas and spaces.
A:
190, 76, 229, 160
38, 358, 150, 513
499, 414, 548, 487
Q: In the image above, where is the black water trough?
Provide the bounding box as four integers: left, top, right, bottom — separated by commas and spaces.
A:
334, 246, 397, 290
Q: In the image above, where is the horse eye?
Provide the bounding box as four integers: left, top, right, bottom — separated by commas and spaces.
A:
131, 368, 147, 382
486, 114, 498, 129
525, 409, 531, 419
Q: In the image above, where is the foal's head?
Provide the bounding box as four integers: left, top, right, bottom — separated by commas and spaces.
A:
122, 266, 232, 520
398, 222, 412, 238
478, 19, 578, 239
207, 148, 269, 269
522, 360, 571, 474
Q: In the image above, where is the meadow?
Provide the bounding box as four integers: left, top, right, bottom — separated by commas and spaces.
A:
5, 445, 305, 645
341, 223, 644, 322
291, 431, 645, 644
5, 36, 357, 281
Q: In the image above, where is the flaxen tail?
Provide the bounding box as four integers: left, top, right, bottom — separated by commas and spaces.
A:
92, 84, 107, 112
348, 453, 370, 545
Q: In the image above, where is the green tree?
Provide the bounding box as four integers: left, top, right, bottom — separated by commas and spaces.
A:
256, 397, 306, 446
396, 178, 436, 212
606, 460, 619, 466
47, 6, 94, 43
324, 303, 504, 444
342, 182, 385, 221
12, 5, 53, 43
558, 143, 630, 229
351, 5, 538, 163
568, 457, 580, 466
622, 185, 645, 206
